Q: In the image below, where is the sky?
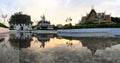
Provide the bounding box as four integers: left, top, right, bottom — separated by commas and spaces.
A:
0, 0, 120, 26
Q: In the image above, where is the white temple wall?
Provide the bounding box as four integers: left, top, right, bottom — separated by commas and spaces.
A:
11, 23, 32, 30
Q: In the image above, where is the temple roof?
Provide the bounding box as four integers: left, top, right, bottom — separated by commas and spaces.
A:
38, 15, 50, 24
87, 8, 97, 20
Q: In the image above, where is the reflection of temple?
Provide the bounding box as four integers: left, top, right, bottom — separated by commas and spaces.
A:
34, 34, 52, 48
60, 36, 120, 55
9, 32, 33, 49
79, 37, 120, 55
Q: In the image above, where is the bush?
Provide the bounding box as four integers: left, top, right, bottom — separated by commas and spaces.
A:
9, 26, 15, 30
0, 23, 8, 28
61, 24, 120, 29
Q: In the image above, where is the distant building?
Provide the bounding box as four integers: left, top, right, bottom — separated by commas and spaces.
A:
56, 24, 63, 28
80, 7, 113, 24
37, 15, 53, 29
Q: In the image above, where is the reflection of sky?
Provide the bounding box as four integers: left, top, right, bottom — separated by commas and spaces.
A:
21, 43, 120, 63
30, 37, 82, 49
0, 35, 19, 63
1, 33, 120, 63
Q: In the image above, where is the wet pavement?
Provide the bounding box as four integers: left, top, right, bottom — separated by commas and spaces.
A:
0, 32, 120, 63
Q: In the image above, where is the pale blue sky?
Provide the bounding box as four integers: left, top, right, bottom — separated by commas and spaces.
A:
0, 0, 120, 26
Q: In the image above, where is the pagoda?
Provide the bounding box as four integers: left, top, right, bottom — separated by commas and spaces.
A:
37, 15, 52, 29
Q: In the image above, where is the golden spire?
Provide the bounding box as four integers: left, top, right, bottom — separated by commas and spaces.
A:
41, 14, 46, 20
91, 5, 94, 10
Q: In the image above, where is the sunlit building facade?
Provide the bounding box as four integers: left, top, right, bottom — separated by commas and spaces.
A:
80, 7, 113, 24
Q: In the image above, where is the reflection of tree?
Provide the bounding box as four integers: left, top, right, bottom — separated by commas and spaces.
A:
59, 36, 73, 47
61, 36, 120, 55
0, 38, 4, 42
66, 40, 73, 47
9, 32, 33, 49
0, 38, 8, 48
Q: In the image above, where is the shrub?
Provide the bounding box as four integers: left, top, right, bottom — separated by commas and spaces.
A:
0, 23, 8, 28
61, 24, 120, 29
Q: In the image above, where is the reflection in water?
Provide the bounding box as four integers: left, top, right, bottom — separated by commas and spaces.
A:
80, 37, 120, 55
0, 38, 7, 48
0, 34, 19, 63
33, 34, 51, 48
0, 38, 4, 42
62, 36, 120, 55
9, 32, 33, 49
66, 40, 73, 47
0, 32, 120, 63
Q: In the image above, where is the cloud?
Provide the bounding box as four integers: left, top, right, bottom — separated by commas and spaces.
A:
0, 0, 120, 26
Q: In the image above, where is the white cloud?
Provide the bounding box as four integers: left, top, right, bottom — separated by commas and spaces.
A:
0, 0, 120, 26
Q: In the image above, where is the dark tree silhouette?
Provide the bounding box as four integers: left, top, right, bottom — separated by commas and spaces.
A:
9, 12, 31, 24
111, 17, 120, 23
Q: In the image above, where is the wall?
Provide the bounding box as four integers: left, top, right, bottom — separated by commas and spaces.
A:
57, 28, 120, 37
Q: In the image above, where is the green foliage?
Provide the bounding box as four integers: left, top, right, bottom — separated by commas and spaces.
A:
111, 17, 120, 23
9, 26, 15, 30
62, 23, 72, 29
36, 27, 49, 30
0, 23, 8, 28
9, 12, 31, 24
85, 21, 94, 24
52, 25, 58, 30
41, 27, 47, 30
61, 24, 120, 29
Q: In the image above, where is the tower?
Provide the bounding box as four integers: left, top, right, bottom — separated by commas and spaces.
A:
41, 14, 46, 21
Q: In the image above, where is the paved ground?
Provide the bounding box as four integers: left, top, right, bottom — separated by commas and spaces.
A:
0, 27, 9, 39
0, 27, 9, 33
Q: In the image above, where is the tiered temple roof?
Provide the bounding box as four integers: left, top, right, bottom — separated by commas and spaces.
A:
80, 7, 113, 24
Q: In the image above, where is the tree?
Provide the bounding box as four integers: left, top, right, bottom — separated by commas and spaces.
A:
0, 22, 8, 28
111, 17, 120, 23
9, 12, 31, 24
66, 17, 72, 24
85, 20, 94, 24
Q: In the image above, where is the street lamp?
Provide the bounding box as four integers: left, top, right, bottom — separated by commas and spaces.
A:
2, 14, 7, 25
66, 17, 72, 24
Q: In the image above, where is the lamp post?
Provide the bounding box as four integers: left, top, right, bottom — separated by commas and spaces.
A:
2, 14, 7, 25
66, 17, 72, 25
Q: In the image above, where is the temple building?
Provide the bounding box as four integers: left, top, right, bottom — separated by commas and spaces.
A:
80, 7, 113, 24
37, 15, 53, 29
10, 22, 33, 30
